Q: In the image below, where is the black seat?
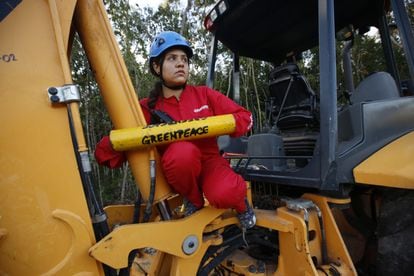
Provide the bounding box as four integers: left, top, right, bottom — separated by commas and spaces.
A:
268, 63, 318, 130
350, 71, 400, 104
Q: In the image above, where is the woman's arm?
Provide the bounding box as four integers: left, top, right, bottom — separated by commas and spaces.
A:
206, 87, 253, 137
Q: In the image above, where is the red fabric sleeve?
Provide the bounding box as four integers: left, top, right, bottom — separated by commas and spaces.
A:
94, 136, 127, 169
94, 100, 151, 169
205, 88, 253, 137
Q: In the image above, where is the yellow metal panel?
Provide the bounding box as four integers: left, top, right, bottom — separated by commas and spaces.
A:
74, 0, 172, 202
303, 194, 356, 275
0, 0, 101, 274
89, 207, 226, 269
354, 131, 414, 188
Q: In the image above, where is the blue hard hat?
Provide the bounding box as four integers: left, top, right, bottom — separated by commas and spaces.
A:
149, 31, 193, 60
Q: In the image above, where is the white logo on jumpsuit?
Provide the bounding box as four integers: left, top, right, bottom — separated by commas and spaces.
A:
194, 105, 209, 113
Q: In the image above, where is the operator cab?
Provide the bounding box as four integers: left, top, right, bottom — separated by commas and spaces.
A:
205, 0, 414, 193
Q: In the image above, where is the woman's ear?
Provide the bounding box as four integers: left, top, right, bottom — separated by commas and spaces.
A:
152, 62, 161, 75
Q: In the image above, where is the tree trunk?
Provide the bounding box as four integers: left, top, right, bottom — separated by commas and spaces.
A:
180, 0, 193, 35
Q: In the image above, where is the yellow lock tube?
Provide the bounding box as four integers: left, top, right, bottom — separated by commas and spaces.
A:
110, 114, 236, 151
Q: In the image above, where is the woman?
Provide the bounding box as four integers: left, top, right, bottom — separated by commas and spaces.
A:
95, 31, 255, 230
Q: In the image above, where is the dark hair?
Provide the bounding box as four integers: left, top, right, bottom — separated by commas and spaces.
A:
147, 54, 164, 110
147, 81, 163, 110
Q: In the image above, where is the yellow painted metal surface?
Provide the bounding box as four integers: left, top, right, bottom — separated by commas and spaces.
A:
256, 194, 356, 275
89, 207, 226, 269
110, 114, 236, 150
303, 194, 356, 275
74, 0, 172, 202
354, 131, 414, 188
0, 0, 102, 274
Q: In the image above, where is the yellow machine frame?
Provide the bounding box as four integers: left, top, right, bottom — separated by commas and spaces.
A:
1, 0, 412, 275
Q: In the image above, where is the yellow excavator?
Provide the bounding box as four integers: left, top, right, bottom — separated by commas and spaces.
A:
1, 0, 413, 275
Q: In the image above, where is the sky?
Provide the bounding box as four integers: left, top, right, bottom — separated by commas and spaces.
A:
133, 0, 163, 8
131, 0, 185, 9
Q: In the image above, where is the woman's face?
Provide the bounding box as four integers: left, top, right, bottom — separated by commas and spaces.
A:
154, 48, 189, 87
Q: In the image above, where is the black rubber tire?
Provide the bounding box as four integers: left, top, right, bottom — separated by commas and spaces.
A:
376, 189, 414, 276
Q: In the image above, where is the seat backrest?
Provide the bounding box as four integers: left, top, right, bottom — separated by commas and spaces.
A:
351, 72, 400, 104
268, 63, 318, 129
269, 63, 313, 107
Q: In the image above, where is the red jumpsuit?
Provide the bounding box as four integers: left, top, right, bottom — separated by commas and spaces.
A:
95, 85, 253, 213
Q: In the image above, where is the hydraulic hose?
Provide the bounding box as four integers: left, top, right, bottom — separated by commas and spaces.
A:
198, 231, 245, 275
133, 191, 142, 223
142, 149, 156, 223
315, 205, 328, 264
119, 150, 157, 275
67, 107, 116, 276
67, 107, 110, 238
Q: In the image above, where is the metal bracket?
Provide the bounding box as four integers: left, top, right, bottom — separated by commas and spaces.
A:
284, 198, 321, 227
47, 84, 80, 104
284, 197, 327, 264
